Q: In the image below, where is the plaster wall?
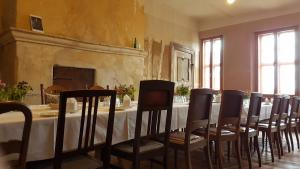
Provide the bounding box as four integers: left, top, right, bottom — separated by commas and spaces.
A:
15, 0, 145, 48
144, 0, 200, 87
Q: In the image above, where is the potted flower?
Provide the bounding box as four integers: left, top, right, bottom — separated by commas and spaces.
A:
116, 84, 136, 102
0, 80, 32, 102
175, 84, 190, 103
0, 80, 7, 102
243, 90, 251, 105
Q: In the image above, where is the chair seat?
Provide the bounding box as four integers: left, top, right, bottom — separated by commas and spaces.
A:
169, 131, 205, 145
113, 139, 164, 153
240, 127, 256, 133
209, 128, 235, 136
258, 123, 276, 128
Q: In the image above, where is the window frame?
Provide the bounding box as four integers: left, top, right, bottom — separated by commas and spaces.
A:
200, 35, 224, 90
255, 26, 299, 95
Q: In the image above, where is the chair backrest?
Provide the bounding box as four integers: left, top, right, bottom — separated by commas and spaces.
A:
217, 90, 244, 135
278, 95, 290, 124
290, 96, 300, 120
134, 80, 174, 154
0, 102, 32, 169
89, 85, 107, 90
40, 84, 66, 104
245, 92, 263, 131
267, 95, 282, 127
53, 90, 116, 169
185, 89, 213, 143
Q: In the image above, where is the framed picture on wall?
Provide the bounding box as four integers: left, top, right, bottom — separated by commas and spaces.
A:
30, 15, 44, 33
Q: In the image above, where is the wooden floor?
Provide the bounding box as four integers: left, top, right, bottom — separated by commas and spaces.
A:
28, 136, 300, 169
130, 137, 300, 169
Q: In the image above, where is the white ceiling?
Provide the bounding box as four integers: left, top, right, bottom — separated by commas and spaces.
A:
159, 0, 300, 30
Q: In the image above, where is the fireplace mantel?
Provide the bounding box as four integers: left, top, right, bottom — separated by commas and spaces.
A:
0, 27, 146, 58
0, 27, 145, 104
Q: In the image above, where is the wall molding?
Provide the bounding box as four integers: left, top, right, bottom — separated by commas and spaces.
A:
0, 27, 146, 57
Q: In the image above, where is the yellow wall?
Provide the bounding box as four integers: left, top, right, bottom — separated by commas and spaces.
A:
0, 0, 2, 33
15, 0, 144, 48
0, 0, 17, 33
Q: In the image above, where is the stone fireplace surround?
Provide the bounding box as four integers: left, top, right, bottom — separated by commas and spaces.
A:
0, 28, 146, 104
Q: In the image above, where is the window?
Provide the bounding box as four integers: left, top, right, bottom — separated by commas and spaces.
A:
202, 37, 223, 90
257, 28, 296, 95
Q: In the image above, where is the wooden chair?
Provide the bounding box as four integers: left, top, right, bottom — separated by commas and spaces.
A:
40, 84, 66, 104
53, 90, 116, 169
89, 85, 109, 90
169, 89, 213, 169
240, 92, 263, 169
110, 80, 175, 169
277, 95, 291, 155
288, 96, 300, 151
258, 95, 282, 162
209, 90, 244, 169
0, 102, 32, 169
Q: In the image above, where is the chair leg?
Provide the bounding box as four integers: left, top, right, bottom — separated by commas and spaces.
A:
254, 136, 262, 167
227, 141, 231, 161
295, 127, 300, 149
289, 127, 294, 151
249, 137, 253, 153
133, 159, 140, 169
216, 141, 223, 169
261, 131, 265, 153
163, 149, 168, 169
206, 145, 213, 169
284, 129, 291, 153
278, 131, 284, 156
185, 149, 192, 169
245, 137, 252, 169
174, 149, 178, 169
235, 139, 242, 169
275, 132, 281, 160
268, 133, 275, 162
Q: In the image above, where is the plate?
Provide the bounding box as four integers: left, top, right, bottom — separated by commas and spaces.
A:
39, 111, 58, 117
98, 106, 126, 112
49, 103, 59, 110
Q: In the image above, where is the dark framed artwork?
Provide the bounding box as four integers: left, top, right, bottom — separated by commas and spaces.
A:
30, 15, 44, 33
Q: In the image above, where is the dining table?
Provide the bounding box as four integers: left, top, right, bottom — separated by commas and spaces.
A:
0, 101, 273, 162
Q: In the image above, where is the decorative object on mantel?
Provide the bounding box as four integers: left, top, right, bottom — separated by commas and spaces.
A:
133, 37, 140, 49
0, 80, 33, 102
30, 15, 44, 33
175, 84, 190, 103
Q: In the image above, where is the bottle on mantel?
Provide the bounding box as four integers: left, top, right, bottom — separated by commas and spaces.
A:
133, 38, 137, 48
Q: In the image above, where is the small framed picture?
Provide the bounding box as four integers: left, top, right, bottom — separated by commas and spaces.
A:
30, 15, 44, 33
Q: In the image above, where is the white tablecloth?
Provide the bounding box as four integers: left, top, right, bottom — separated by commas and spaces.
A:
0, 102, 272, 161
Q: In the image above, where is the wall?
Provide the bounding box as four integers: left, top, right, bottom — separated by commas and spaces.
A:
144, 0, 200, 87
0, 0, 17, 33
199, 12, 300, 93
15, 0, 144, 48
0, 0, 146, 104
0, 0, 2, 34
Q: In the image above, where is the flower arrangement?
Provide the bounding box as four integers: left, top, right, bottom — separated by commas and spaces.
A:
0, 80, 33, 102
0, 80, 7, 102
243, 90, 251, 99
115, 84, 135, 101
175, 84, 190, 96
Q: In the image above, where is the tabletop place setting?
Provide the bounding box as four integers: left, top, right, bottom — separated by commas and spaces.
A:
1, 0, 300, 169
